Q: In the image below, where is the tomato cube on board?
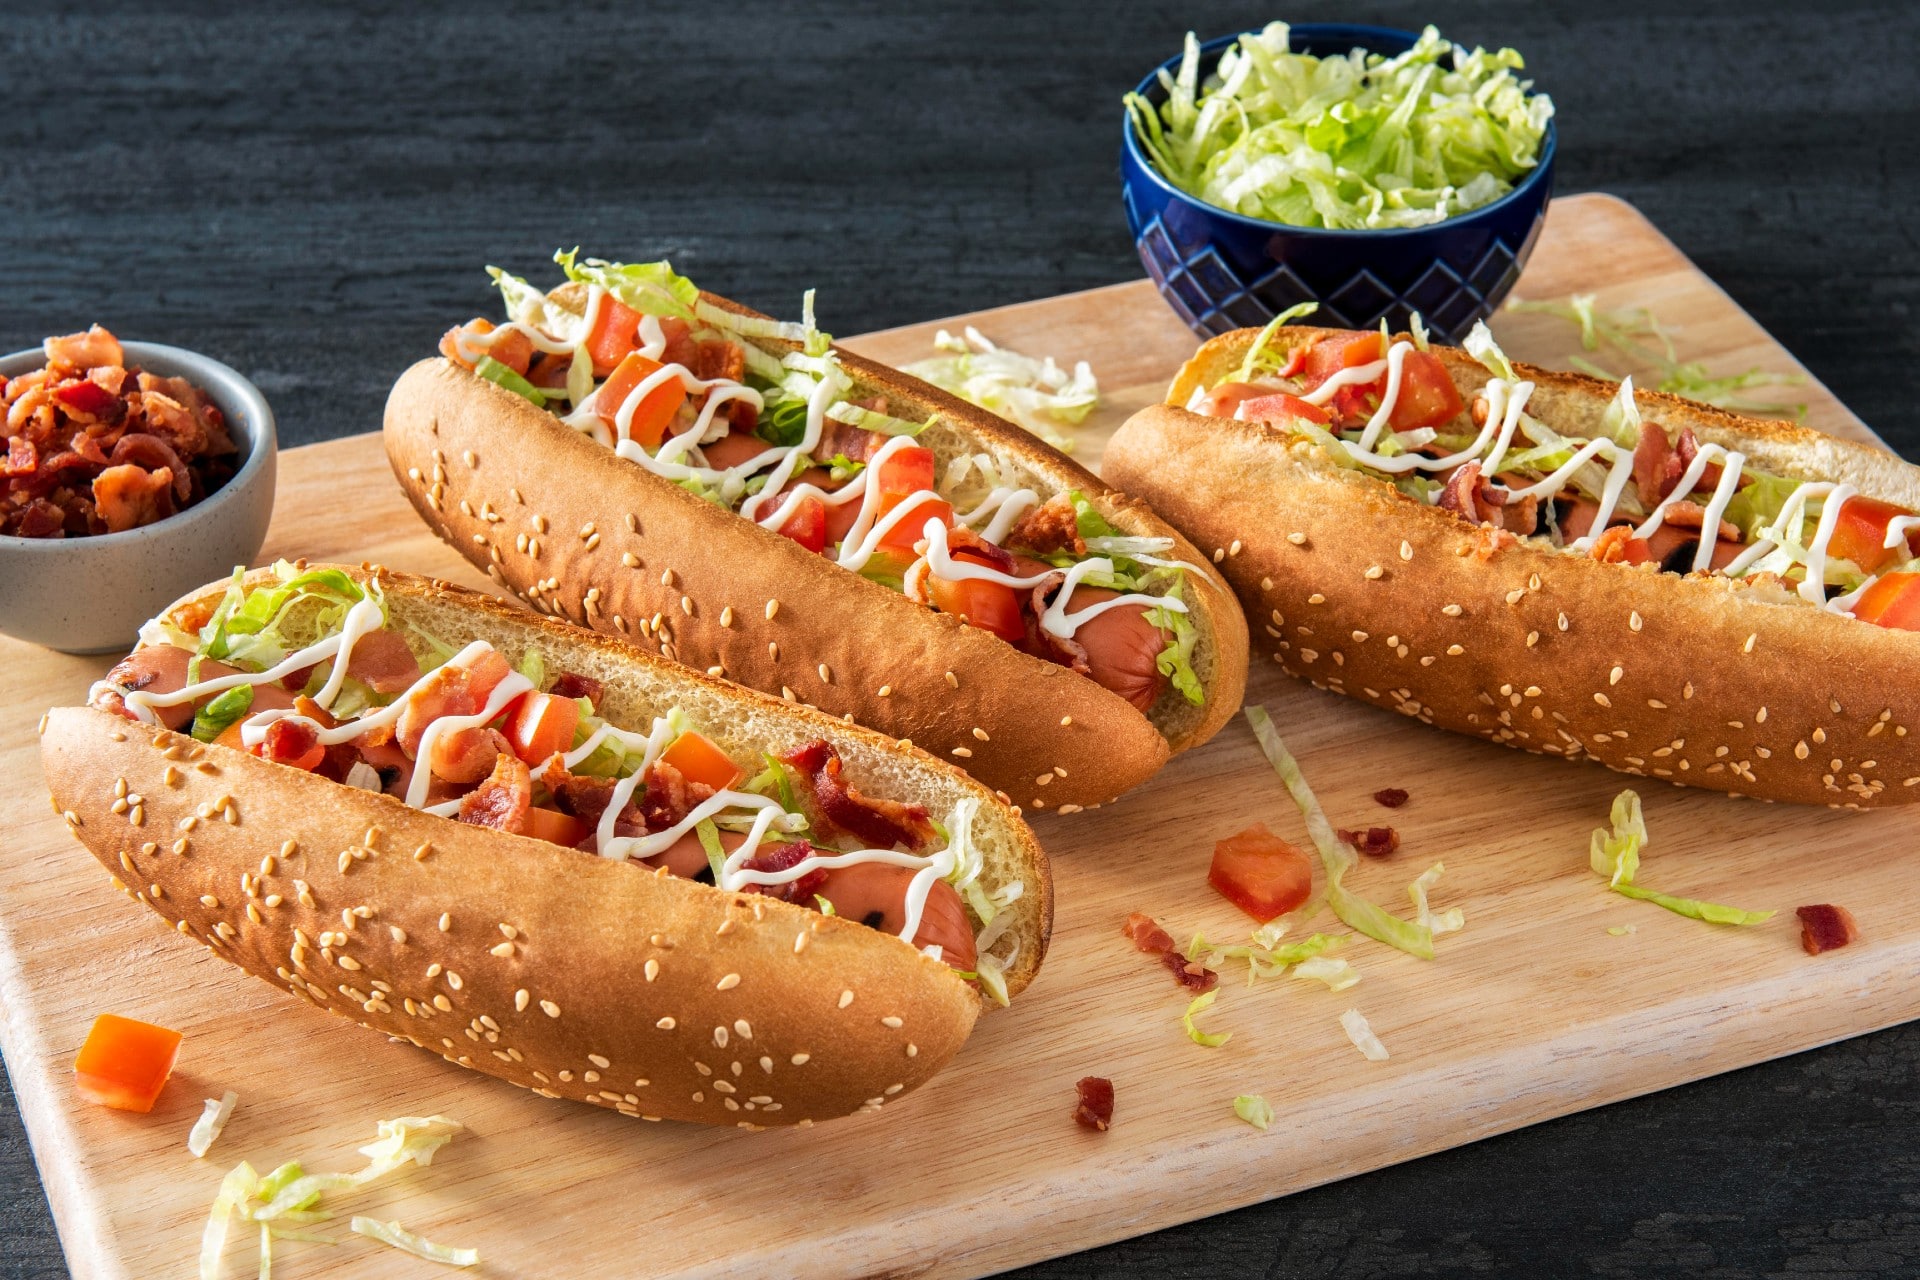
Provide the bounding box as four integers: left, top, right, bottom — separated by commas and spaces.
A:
73, 1013, 182, 1113
1209, 823, 1313, 922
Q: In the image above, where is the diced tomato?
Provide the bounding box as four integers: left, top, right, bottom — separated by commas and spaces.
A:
657, 316, 699, 370
1387, 350, 1466, 430
585, 295, 645, 375
877, 492, 953, 553
1208, 823, 1313, 922
1828, 496, 1919, 576
73, 1013, 181, 1113
593, 352, 687, 448
774, 494, 828, 554
1300, 331, 1385, 391
1849, 572, 1920, 632
255, 717, 325, 771
484, 329, 535, 377
523, 805, 589, 848
462, 647, 513, 706
660, 730, 745, 792
503, 691, 579, 767
928, 573, 1027, 642
1237, 391, 1330, 425
873, 445, 936, 499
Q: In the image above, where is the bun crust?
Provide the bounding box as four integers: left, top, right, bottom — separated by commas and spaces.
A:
383, 295, 1247, 814
41, 568, 1051, 1126
1111, 327, 1920, 809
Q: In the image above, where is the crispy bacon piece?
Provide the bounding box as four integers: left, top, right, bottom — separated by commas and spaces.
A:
108, 433, 191, 501
639, 758, 714, 832
1633, 422, 1673, 506
52, 378, 118, 420
1073, 1077, 1115, 1132
1008, 492, 1087, 557
543, 761, 645, 841
692, 339, 745, 385
1589, 523, 1655, 566
735, 840, 831, 906
549, 671, 605, 705
1121, 911, 1219, 993
91, 463, 174, 533
1796, 904, 1859, 955
1673, 428, 1723, 494
1338, 826, 1401, 858
1436, 461, 1538, 534
1656, 499, 1741, 544
431, 726, 513, 785
458, 753, 532, 834
44, 325, 123, 371
1373, 788, 1410, 808
945, 524, 1017, 572
5, 437, 35, 477
783, 739, 934, 850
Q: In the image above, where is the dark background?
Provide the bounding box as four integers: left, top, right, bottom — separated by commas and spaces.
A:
3, 1, 1917, 1275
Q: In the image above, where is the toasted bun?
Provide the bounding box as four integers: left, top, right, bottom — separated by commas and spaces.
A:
383, 293, 1247, 814
41, 568, 1051, 1126
1110, 326, 1920, 809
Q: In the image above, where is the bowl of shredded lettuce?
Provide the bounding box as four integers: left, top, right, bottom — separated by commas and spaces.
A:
1121, 22, 1556, 342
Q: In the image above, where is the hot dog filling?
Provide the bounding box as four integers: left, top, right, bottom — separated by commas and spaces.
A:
436, 252, 1210, 713
94, 564, 1027, 997
1195, 315, 1920, 630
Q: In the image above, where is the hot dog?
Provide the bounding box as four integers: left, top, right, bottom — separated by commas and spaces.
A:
382, 253, 1249, 813
42, 564, 1050, 1126
1106, 318, 1920, 808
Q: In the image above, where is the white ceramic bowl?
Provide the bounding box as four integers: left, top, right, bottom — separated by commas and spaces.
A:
0, 342, 277, 653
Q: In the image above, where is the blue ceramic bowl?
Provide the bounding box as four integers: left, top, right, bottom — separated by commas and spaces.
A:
1121, 23, 1556, 344
0, 342, 277, 653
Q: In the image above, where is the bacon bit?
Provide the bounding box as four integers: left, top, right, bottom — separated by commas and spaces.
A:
1008, 492, 1087, 557
735, 841, 830, 906
1073, 1076, 1114, 1132
1472, 524, 1518, 561
1437, 461, 1538, 535
44, 325, 123, 370
549, 671, 605, 705
1633, 422, 1674, 506
91, 463, 175, 533
1589, 524, 1655, 566
783, 740, 934, 850
544, 760, 644, 841
458, 753, 532, 834
814, 409, 884, 467
1796, 904, 1859, 955
1373, 788, 1410, 808
1655, 499, 1741, 544
639, 758, 714, 832
692, 340, 745, 386
1122, 913, 1218, 993
1673, 428, 1723, 495
944, 524, 1017, 573
4, 437, 36, 477
1338, 827, 1401, 858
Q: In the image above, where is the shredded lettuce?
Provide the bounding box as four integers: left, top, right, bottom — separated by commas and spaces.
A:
1233, 1094, 1274, 1130
1291, 955, 1360, 991
1230, 301, 1321, 384
1126, 23, 1553, 231
902, 326, 1097, 452
474, 355, 546, 408
1146, 578, 1206, 707
350, 1217, 479, 1268
1181, 990, 1232, 1047
1244, 705, 1436, 959
198, 561, 375, 671
1507, 294, 1809, 421
514, 648, 547, 690
1340, 1008, 1390, 1060
188, 1091, 239, 1159
553, 249, 699, 321
1407, 863, 1466, 936
200, 1160, 260, 1280
1463, 321, 1519, 384
824, 400, 928, 438
1589, 790, 1775, 926
1721, 471, 1802, 543
695, 819, 727, 883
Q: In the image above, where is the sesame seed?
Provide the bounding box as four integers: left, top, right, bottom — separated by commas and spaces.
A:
446, 971, 463, 990
907, 1043, 919, 1058
1796, 741, 1811, 759
1505, 588, 1525, 605
1365, 565, 1384, 580
1229, 539, 1243, 556
713, 1026, 730, 1048
644, 958, 660, 982
838, 989, 855, 1009
681, 596, 694, 616
621, 551, 641, 568
1400, 540, 1414, 561
1446, 644, 1464, 656
793, 932, 810, 954
880, 1015, 904, 1029
1288, 532, 1307, 545
717, 973, 741, 991
1442, 603, 1463, 617
337, 955, 363, 971
734, 1019, 752, 1039
768, 642, 780, 661
1594, 693, 1612, 707
489, 942, 515, 957
1060, 715, 1073, 726
542, 1000, 561, 1018
1212, 547, 1224, 563
1352, 630, 1369, 643
1609, 666, 1624, 685
973, 727, 990, 741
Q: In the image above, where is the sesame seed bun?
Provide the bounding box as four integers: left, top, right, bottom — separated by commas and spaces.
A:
1108, 326, 1920, 809
41, 568, 1051, 1127
382, 291, 1249, 815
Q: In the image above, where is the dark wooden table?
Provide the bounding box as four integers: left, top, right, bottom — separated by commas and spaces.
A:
4, 1, 1917, 1275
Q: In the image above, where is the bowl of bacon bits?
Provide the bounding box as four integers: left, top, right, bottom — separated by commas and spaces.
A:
0, 327, 276, 653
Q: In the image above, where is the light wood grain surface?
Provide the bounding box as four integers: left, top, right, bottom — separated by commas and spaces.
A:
0, 195, 1904, 1280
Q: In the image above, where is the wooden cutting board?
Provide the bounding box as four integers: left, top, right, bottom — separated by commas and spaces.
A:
1, 194, 1905, 1280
